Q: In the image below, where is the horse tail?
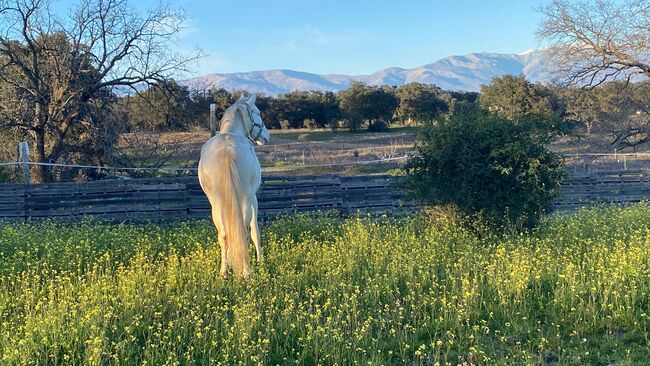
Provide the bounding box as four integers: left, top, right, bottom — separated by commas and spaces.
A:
219, 151, 250, 279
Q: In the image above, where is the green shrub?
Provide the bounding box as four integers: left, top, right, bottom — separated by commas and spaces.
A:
367, 119, 389, 132
302, 118, 316, 130
402, 108, 565, 230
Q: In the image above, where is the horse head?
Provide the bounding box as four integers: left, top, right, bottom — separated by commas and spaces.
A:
237, 93, 271, 146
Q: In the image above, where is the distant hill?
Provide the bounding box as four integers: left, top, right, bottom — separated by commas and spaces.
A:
181, 50, 552, 95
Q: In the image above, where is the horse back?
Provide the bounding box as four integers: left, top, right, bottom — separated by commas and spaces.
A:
199, 135, 261, 195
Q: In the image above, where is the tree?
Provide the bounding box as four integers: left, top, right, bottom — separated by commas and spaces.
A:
212, 89, 236, 123
0, 0, 199, 182
479, 75, 557, 120
395, 83, 448, 124
308, 91, 340, 128
440, 91, 479, 116
339, 82, 398, 131
402, 109, 565, 230
190, 88, 234, 130
559, 87, 601, 135
559, 81, 650, 149
537, 0, 650, 87
606, 82, 650, 150
277, 91, 316, 129
127, 80, 193, 131
256, 94, 282, 129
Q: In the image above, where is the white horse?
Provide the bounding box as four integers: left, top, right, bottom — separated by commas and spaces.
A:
198, 94, 271, 279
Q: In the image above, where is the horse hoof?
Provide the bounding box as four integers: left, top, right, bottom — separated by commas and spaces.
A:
242, 270, 251, 281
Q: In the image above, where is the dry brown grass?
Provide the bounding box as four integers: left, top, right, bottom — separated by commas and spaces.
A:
114, 126, 650, 175
116, 127, 417, 174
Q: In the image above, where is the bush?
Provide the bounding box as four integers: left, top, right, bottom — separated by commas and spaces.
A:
302, 118, 316, 130
368, 119, 388, 132
280, 119, 291, 130
0, 167, 17, 183
402, 109, 565, 230
327, 120, 339, 131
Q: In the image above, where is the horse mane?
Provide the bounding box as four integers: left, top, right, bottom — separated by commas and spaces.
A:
220, 101, 246, 131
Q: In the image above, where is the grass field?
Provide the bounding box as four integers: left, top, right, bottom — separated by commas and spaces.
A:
108, 126, 417, 177
1, 206, 650, 365
113, 125, 650, 178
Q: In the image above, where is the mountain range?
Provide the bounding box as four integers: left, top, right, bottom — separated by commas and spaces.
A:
181, 50, 552, 95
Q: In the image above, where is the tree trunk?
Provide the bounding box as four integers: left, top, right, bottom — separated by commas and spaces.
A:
32, 127, 49, 183
32, 101, 52, 183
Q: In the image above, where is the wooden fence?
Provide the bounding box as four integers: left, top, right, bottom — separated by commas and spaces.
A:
554, 169, 650, 210
0, 174, 412, 222
1, 170, 650, 222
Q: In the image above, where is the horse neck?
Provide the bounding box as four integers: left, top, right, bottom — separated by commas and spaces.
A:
221, 106, 248, 137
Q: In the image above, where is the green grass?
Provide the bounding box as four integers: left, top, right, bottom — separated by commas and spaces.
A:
1, 206, 650, 365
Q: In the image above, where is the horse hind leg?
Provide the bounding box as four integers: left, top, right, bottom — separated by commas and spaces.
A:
212, 208, 229, 279
250, 197, 263, 262
219, 231, 230, 279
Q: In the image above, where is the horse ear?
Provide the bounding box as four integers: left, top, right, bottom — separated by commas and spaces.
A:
238, 93, 246, 102
247, 93, 256, 105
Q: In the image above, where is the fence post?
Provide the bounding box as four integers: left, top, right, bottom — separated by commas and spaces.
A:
209, 103, 217, 137
18, 142, 30, 185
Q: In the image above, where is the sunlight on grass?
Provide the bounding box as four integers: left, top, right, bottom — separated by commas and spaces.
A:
1, 206, 649, 365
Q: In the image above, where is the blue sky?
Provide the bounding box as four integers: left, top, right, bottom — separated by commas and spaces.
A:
57, 0, 546, 76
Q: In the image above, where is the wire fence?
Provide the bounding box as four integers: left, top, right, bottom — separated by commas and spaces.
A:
0, 155, 409, 171
5, 152, 650, 184
0, 155, 411, 183
0, 162, 20, 167
563, 153, 650, 174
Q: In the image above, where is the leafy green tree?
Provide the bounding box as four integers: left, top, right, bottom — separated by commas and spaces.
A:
259, 95, 283, 129
440, 91, 479, 116
279, 91, 315, 129
560, 86, 605, 135
213, 89, 236, 120
395, 83, 448, 124
308, 91, 340, 128
339, 82, 398, 131
402, 108, 565, 230
265, 91, 339, 129
558, 81, 649, 149
127, 80, 194, 130
479, 75, 557, 120
190, 88, 235, 130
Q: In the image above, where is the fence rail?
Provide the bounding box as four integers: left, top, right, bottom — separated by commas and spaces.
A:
554, 169, 650, 210
0, 174, 413, 222
1, 170, 650, 222
564, 153, 650, 174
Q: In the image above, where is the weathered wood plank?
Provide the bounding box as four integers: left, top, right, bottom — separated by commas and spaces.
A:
4, 170, 650, 221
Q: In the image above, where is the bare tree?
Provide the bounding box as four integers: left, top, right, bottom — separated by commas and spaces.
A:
537, 0, 650, 87
0, 0, 201, 182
